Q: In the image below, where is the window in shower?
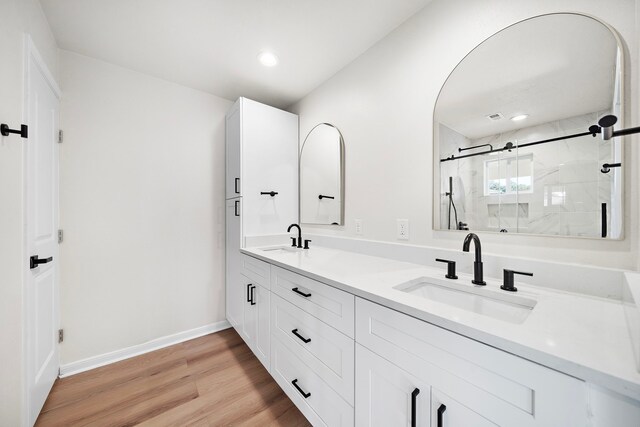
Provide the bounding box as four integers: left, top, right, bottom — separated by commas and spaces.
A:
484, 154, 533, 196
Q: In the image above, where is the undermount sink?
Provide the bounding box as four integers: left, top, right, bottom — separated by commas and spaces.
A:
259, 245, 301, 253
394, 277, 536, 324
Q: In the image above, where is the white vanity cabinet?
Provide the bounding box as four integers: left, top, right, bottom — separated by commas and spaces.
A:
354, 297, 587, 426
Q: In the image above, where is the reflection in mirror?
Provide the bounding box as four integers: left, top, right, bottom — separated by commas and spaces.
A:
300, 123, 345, 225
434, 13, 623, 239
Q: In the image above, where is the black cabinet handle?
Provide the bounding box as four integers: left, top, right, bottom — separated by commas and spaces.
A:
234, 177, 240, 194
234, 200, 240, 217
260, 191, 278, 197
318, 194, 335, 200
292, 287, 311, 298
437, 404, 446, 427
411, 388, 420, 427
291, 329, 311, 343
250, 285, 256, 305
246, 283, 252, 303
291, 379, 311, 398
30, 255, 53, 269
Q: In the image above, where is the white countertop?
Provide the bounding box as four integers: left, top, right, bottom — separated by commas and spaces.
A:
242, 245, 640, 400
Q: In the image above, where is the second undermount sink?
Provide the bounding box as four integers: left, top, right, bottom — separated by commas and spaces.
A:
394, 278, 537, 324
259, 245, 302, 253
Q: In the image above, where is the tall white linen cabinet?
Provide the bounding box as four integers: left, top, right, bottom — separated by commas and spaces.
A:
225, 97, 298, 370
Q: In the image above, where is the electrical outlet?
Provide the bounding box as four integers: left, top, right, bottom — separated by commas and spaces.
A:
397, 219, 409, 240
355, 219, 363, 235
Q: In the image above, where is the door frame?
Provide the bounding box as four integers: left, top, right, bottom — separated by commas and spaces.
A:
22, 34, 61, 426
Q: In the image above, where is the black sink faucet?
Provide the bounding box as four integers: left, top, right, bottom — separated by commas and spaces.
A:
287, 223, 303, 248
462, 233, 486, 286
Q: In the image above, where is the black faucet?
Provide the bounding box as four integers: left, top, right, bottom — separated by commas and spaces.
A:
462, 233, 486, 286
287, 223, 303, 248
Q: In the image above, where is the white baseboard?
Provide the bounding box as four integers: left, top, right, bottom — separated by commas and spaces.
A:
59, 320, 232, 378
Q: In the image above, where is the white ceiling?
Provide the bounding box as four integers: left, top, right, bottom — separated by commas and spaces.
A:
40, 0, 431, 108
436, 14, 619, 140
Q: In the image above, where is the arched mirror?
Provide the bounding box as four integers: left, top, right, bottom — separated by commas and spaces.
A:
300, 123, 345, 225
434, 13, 624, 239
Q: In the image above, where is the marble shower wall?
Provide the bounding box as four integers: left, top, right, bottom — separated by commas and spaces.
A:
439, 111, 615, 237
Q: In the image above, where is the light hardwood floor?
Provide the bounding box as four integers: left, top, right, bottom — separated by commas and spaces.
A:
36, 328, 310, 426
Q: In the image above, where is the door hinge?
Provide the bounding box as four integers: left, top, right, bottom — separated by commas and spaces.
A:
58, 129, 63, 144
58, 329, 64, 343
58, 229, 63, 244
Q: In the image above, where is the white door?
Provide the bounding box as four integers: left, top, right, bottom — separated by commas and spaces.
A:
355, 344, 431, 427
225, 100, 242, 199
225, 198, 243, 329
24, 38, 61, 425
253, 284, 270, 370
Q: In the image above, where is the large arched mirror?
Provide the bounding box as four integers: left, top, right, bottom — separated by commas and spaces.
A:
434, 13, 624, 239
300, 123, 345, 225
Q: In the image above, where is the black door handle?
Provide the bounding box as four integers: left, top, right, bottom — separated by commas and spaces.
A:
250, 285, 256, 305
30, 255, 53, 269
260, 191, 278, 197
291, 379, 311, 398
234, 200, 240, 217
411, 388, 420, 427
291, 287, 311, 298
318, 194, 335, 200
291, 329, 311, 343
437, 403, 446, 427
234, 177, 240, 194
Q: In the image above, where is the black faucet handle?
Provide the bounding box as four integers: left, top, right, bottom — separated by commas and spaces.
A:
290, 237, 298, 247
303, 239, 312, 250
435, 258, 458, 280
501, 269, 533, 292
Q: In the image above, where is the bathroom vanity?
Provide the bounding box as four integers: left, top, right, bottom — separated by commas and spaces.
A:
225, 243, 640, 426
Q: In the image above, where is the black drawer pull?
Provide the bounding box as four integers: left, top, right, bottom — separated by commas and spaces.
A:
291, 379, 311, 398
291, 329, 311, 343
234, 177, 240, 194
292, 287, 311, 298
30, 255, 53, 269
250, 285, 256, 305
411, 388, 420, 427
246, 283, 252, 302
234, 200, 240, 216
437, 403, 446, 427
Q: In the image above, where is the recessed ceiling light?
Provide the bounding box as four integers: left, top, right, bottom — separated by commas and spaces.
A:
510, 114, 529, 122
258, 51, 278, 67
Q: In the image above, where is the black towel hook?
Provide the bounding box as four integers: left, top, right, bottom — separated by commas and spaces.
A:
1, 123, 28, 139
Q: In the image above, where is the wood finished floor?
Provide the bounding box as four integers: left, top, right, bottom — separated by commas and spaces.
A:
36, 328, 310, 426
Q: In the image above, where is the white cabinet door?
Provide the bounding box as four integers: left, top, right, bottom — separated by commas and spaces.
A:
355, 344, 430, 427
225, 199, 243, 330
242, 98, 298, 236
432, 389, 497, 427
241, 276, 257, 346
226, 100, 242, 199
253, 283, 271, 370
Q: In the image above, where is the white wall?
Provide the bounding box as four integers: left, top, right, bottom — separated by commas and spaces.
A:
0, 0, 58, 424
291, 0, 640, 270
58, 51, 232, 365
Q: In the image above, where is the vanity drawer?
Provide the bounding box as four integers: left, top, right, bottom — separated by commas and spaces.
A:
271, 266, 355, 338
271, 294, 355, 404
355, 297, 587, 426
271, 335, 354, 426
241, 254, 271, 289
